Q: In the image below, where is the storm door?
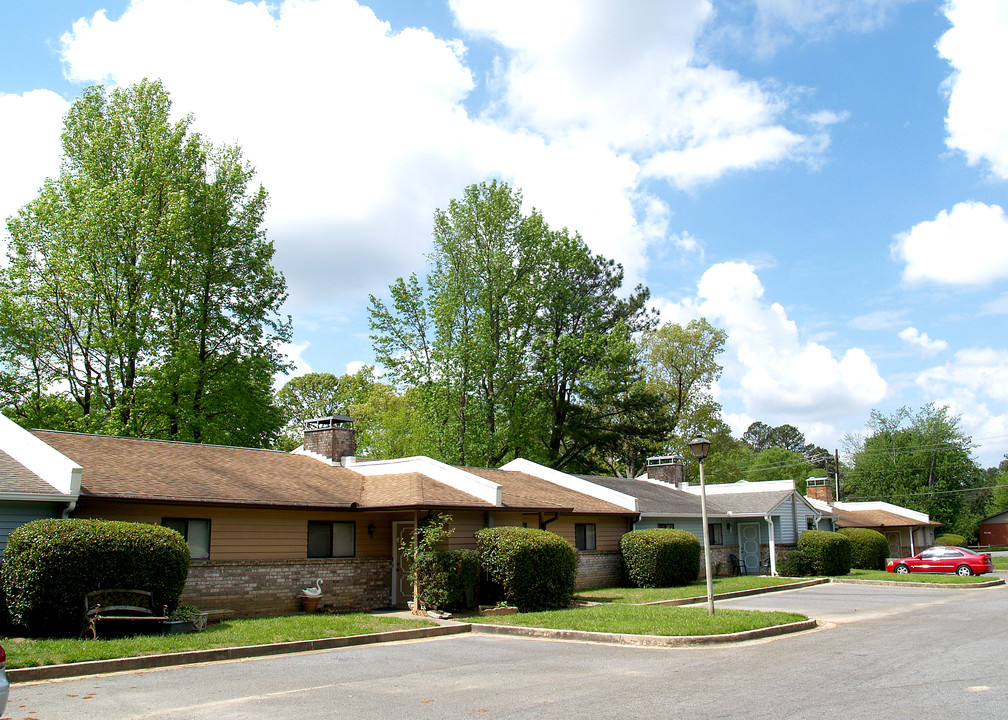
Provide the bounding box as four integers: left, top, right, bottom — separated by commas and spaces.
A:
739, 522, 761, 574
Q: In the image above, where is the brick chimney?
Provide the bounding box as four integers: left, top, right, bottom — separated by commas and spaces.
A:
303, 416, 356, 464
646, 455, 685, 488
806, 477, 834, 503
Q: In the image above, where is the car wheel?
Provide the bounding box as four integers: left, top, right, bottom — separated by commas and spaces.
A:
957, 565, 973, 576
895, 564, 909, 574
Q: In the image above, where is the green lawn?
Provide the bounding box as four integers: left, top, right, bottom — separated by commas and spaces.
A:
469, 603, 805, 636
2, 613, 434, 670
576, 575, 806, 604
993, 557, 1008, 571
848, 568, 994, 584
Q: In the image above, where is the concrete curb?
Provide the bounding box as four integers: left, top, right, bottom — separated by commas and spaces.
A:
8, 623, 471, 684
469, 619, 817, 647
640, 578, 830, 606
829, 577, 1005, 589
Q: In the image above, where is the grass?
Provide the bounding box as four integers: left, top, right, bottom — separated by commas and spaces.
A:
1, 613, 435, 670
847, 568, 994, 584
575, 575, 806, 604
469, 603, 805, 636
993, 557, 1008, 570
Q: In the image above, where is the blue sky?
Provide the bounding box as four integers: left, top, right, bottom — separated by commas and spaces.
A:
3, 1, 1008, 466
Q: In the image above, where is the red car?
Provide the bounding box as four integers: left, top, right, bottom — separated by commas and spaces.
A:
886, 546, 994, 576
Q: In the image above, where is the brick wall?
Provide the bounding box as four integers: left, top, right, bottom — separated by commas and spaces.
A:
576, 551, 622, 590
180, 557, 392, 617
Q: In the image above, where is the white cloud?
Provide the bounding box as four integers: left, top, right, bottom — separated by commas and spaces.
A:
892, 201, 1008, 285
938, 0, 1008, 178
691, 262, 887, 421
755, 0, 911, 37
0, 90, 69, 234
274, 340, 312, 389
898, 327, 949, 355
345, 360, 366, 375
849, 309, 906, 331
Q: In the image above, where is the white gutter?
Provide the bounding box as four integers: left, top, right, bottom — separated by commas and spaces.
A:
0, 414, 81, 498
764, 513, 777, 576
501, 458, 639, 512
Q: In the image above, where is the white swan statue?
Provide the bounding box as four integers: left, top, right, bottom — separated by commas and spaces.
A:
301, 578, 323, 597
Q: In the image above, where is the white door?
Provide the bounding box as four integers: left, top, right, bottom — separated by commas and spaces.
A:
739, 523, 761, 574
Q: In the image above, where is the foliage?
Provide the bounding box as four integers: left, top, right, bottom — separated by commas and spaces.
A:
745, 447, 823, 494
1, 79, 290, 447
370, 181, 655, 472
777, 549, 814, 577
619, 529, 701, 587
838, 528, 889, 570
2, 518, 190, 637
474, 526, 578, 612
934, 533, 968, 547
985, 467, 1008, 517
796, 530, 852, 576
410, 549, 480, 609
169, 604, 202, 622
842, 404, 984, 532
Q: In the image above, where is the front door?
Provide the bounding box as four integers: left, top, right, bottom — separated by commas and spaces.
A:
885, 531, 901, 558
392, 522, 415, 608
739, 523, 761, 574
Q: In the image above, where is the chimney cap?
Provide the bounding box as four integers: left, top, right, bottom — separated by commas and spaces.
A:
647, 455, 684, 466
305, 415, 355, 430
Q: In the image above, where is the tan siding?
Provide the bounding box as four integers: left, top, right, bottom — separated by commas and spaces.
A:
549, 515, 627, 552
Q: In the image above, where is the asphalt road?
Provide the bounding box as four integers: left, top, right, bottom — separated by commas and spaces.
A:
12, 582, 1008, 720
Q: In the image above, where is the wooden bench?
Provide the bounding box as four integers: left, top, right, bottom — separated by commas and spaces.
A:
83, 589, 169, 639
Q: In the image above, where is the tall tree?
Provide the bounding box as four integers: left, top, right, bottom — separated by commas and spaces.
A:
1, 80, 290, 446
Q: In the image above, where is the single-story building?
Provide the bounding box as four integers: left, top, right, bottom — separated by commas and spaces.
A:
978, 510, 1008, 546
4, 415, 638, 616
806, 479, 940, 557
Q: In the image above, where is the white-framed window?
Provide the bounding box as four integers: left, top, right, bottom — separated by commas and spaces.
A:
163, 517, 211, 559
308, 521, 356, 558
708, 523, 723, 545
575, 523, 596, 551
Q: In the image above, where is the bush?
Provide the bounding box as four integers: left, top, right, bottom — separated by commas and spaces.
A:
411, 548, 480, 609
777, 549, 814, 577
620, 529, 701, 588
935, 533, 968, 548
475, 526, 578, 612
839, 528, 890, 570
3, 518, 190, 636
797, 530, 852, 576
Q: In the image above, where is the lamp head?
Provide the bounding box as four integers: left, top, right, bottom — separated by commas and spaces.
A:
688, 436, 711, 462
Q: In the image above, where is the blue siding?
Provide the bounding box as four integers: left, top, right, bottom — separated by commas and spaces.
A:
635, 517, 733, 549
0, 501, 64, 553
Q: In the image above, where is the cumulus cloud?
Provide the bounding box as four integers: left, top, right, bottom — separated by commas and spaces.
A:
0, 90, 69, 234
938, 0, 1008, 178
898, 327, 949, 355
274, 340, 312, 389
691, 262, 887, 421
892, 201, 1008, 285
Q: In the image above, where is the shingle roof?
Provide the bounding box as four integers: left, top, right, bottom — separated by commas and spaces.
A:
0, 449, 69, 496
832, 506, 941, 528
578, 475, 707, 515
707, 489, 796, 516
468, 467, 630, 514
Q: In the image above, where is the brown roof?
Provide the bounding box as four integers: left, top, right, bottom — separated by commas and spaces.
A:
358, 472, 489, 508
465, 467, 631, 514
832, 506, 941, 528
0, 449, 70, 496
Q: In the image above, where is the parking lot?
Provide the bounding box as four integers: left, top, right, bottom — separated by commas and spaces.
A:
12, 581, 1008, 720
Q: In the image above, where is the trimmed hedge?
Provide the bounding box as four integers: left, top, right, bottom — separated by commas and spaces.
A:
620, 529, 701, 588
839, 528, 890, 570
778, 549, 814, 577
935, 533, 968, 548
411, 548, 480, 609
3, 518, 190, 637
474, 526, 578, 612
797, 529, 852, 576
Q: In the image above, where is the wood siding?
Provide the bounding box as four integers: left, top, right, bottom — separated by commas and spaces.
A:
0, 501, 64, 552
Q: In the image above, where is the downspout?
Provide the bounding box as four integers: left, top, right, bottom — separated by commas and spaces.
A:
539, 512, 558, 531
764, 514, 777, 576
61, 500, 77, 519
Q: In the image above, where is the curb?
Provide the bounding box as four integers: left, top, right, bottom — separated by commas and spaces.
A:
8, 623, 471, 684
829, 577, 1005, 589
640, 578, 830, 606
469, 618, 817, 647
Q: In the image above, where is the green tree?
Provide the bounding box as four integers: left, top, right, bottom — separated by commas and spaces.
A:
745, 446, 821, 494
1, 80, 290, 446
843, 404, 983, 532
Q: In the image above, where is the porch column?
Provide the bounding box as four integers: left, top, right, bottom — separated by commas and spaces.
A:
765, 514, 777, 576
910, 527, 915, 555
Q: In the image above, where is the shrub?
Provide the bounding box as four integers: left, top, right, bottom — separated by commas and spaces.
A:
797, 529, 852, 576
411, 549, 480, 609
620, 529, 701, 588
935, 533, 968, 548
3, 518, 190, 636
777, 549, 814, 577
839, 528, 890, 570
475, 526, 578, 612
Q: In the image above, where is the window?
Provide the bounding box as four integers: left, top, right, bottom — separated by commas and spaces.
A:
657, 523, 675, 529
806, 516, 816, 530
575, 523, 596, 551
308, 521, 356, 558
708, 523, 723, 546
163, 518, 211, 559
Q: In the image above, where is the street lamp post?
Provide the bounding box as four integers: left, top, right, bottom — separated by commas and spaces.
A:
688, 436, 714, 616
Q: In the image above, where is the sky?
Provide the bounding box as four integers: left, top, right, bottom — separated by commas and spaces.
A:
2, 0, 1008, 466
